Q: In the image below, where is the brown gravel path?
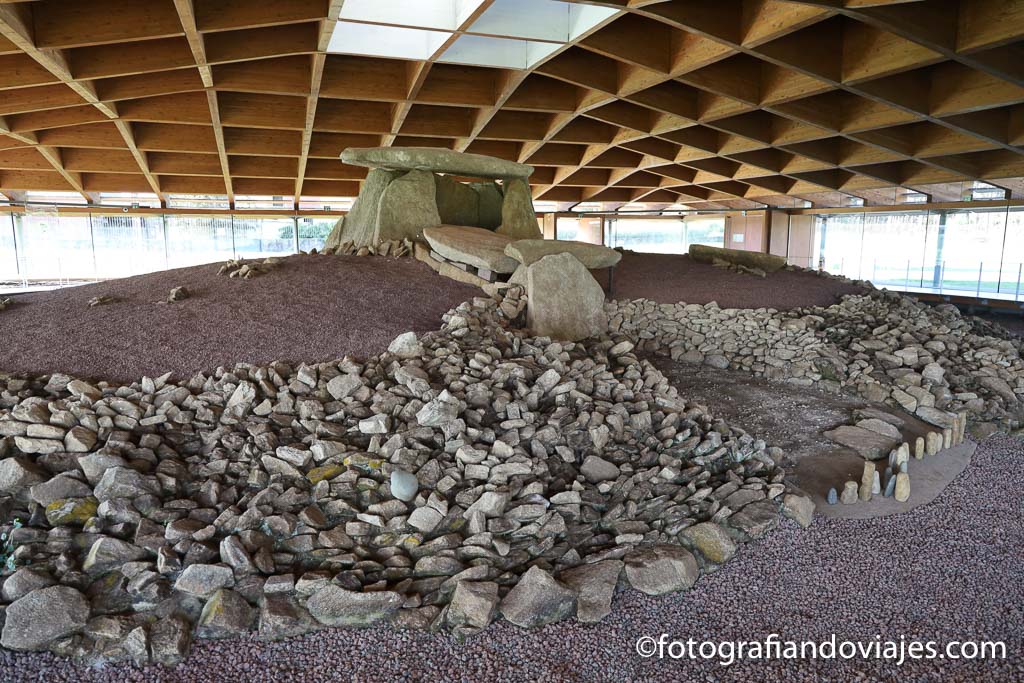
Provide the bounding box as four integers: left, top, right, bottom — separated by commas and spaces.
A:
607, 251, 864, 308
0, 254, 478, 384
3, 434, 1020, 682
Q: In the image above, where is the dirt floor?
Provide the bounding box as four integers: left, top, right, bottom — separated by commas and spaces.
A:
651, 359, 976, 518
0, 254, 479, 384
976, 312, 1024, 337
606, 252, 864, 308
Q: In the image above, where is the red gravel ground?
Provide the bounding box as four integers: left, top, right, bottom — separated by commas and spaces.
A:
0, 254, 478, 384
607, 251, 864, 308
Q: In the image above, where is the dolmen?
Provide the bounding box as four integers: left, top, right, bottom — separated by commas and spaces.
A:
325, 147, 543, 249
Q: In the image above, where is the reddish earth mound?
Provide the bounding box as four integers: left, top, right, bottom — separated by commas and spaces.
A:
608, 252, 864, 309
0, 254, 478, 383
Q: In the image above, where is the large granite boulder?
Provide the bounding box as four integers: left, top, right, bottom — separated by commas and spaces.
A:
506, 239, 621, 269
1, 585, 90, 651
306, 585, 403, 627
327, 168, 400, 248
526, 253, 608, 341
472, 182, 504, 229
496, 178, 542, 239
376, 169, 442, 242
423, 226, 519, 274
435, 174, 481, 227
342, 147, 532, 179
689, 244, 787, 273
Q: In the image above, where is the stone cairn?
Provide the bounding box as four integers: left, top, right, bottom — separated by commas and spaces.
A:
322, 238, 413, 258
0, 290, 814, 663
609, 290, 1024, 436
218, 257, 284, 280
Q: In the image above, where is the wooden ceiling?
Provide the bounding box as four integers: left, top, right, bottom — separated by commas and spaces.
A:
0, 0, 1021, 210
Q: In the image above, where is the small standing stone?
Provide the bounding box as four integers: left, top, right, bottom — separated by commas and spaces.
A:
926, 431, 940, 456
826, 487, 838, 505
859, 462, 875, 502
914, 436, 925, 459
840, 481, 858, 505
894, 472, 910, 502
871, 470, 881, 495
883, 475, 896, 498
942, 428, 952, 449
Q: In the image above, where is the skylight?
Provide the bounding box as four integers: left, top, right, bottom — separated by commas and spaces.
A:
328, 0, 619, 68
167, 194, 230, 210
25, 191, 87, 205
98, 192, 161, 208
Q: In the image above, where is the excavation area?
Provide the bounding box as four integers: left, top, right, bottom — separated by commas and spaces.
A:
0, 249, 1021, 683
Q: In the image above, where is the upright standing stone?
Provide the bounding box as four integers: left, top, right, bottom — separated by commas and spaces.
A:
894, 472, 910, 502
883, 475, 896, 497
434, 174, 480, 227
826, 487, 838, 505
926, 431, 940, 455
840, 481, 858, 504
859, 462, 875, 501
328, 168, 401, 247
942, 428, 952, 449
914, 436, 925, 459
871, 470, 881, 495
496, 178, 542, 239
526, 253, 608, 341
376, 169, 441, 242
471, 182, 504, 229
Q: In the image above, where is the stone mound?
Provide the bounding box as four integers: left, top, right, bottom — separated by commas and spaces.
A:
0, 289, 807, 664
610, 290, 1024, 435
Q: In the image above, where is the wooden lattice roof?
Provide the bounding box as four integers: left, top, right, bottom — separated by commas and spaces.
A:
0, 0, 1021, 209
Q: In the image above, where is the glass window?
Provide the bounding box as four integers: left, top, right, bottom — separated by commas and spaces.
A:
165, 215, 235, 268
0, 214, 18, 282
604, 216, 724, 254
91, 214, 166, 278
15, 212, 94, 281
298, 217, 339, 252
232, 217, 296, 259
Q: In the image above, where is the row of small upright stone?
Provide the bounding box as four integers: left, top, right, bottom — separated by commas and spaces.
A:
828, 411, 969, 505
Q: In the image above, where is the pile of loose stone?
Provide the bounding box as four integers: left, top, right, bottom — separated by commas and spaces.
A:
87, 295, 116, 308
217, 257, 284, 280
610, 290, 1024, 435
710, 257, 766, 278
321, 238, 413, 258
0, 292, 812, 664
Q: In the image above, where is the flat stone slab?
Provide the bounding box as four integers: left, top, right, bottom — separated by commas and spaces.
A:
823, 424, 899, 460
342, 147, 533, 180
505, 239, 621, 269
423, 225, 519, 274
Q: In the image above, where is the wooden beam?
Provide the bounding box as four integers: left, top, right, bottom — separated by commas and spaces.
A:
173, 0, 231, 204
294, 0, 342, 205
